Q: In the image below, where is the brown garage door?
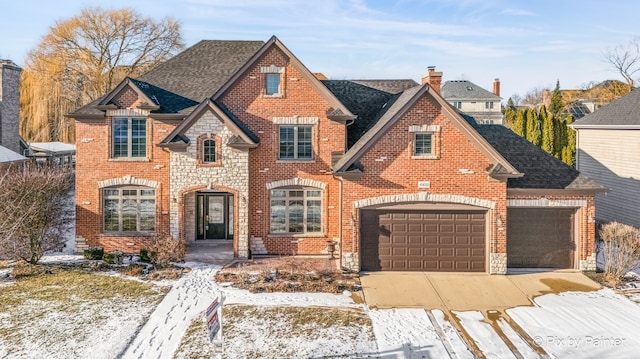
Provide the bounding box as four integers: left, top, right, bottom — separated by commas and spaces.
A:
507, 208, 575, 268
360, 210, 486, 271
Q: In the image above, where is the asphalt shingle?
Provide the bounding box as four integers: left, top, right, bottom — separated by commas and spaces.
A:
475, 125, 604, 190
441, 80, 501, 100
572, 88, 640, 126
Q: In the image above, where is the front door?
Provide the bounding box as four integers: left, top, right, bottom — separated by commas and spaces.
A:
196, 193, 234, 240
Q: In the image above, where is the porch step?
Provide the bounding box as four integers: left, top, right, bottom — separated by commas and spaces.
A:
250, 237, 268, 255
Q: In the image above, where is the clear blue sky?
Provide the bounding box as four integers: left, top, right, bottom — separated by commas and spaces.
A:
1, 0, 638, 100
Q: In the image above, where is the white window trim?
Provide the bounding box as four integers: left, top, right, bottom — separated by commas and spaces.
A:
278, 125, 314, 161
269, 187, 323, 235
103, 186, 156, 233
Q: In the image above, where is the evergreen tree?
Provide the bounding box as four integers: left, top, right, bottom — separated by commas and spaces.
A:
549, 80, 563, 116
553, 115, 566, 159
525, 107, 541, 145
562, 115, 576, 167
540, 105, 555, 155
504, 101, 517, 128
512, 107, 527, 137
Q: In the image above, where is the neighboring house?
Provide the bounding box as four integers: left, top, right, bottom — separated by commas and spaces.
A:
27, 141, 76, 166
69, 36, 603, 273
572, 89, 640, 229
441, 78, 503, 125
0, 60, 26, 166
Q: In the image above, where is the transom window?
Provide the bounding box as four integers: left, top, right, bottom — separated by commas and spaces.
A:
203, 139, 216, 163
266, 73, 281, 96
103, 186, 155, 232
279, 125, 312, 160
414, 133, 433, 156
270, 188, 322, 234
113, 117, 146, 158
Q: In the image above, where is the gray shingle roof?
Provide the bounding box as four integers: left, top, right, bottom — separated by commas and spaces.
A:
475, 125, 605, 190
350, 79, 419, 94
322, 80, 397, 148
137, 40, 264, 101
572, 88, 640, 126
70, 40, 264, 117
441, 80, 501, 100
130, 79, 199, 114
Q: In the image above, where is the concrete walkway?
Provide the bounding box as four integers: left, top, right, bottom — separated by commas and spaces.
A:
184, 240, 234, 266
360, 270, 601, 311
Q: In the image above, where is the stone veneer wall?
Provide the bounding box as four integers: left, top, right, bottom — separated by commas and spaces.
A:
169, 109, 250, 257
0, 61, 22, 154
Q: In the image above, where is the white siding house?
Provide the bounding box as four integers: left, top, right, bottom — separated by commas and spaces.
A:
572, 88, 640, 228
441, 79, 504, 125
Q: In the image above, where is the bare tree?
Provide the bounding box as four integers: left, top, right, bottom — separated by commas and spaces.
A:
519, 86, 548, 107
604, 37, 640, 88
20, 7, 184, 142
0, 165, 74, 264
599, 222, 640, 287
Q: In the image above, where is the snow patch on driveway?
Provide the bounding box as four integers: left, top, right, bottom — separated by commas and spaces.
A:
508, 289, 640, 358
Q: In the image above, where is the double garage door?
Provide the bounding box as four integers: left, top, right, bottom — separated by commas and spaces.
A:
360, 209, 486, 272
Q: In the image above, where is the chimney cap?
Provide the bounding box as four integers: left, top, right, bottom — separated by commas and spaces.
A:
494, 78, 500, 81
427, 66, 436, 72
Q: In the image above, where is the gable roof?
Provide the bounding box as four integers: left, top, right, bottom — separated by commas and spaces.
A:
211, 36, 354, 121
138, 40, 264, 101
441, 80, 501, 101
572, 88, 640, 128
322, 80, 399, 148
69, 40, 263, 118
350, 79, 419, 94
475, 125, 605, 191
160, 99, 258, 147
332, 83, 520, 178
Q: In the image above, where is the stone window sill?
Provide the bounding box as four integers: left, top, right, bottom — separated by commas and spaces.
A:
267, 233, 326, 238
411, 155, 439, 160
108, 157, 150, 162
276, 159, 314, 164
100, 232, 156, 237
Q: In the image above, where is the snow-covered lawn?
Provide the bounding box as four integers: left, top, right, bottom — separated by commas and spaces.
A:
3, 253, 640, 358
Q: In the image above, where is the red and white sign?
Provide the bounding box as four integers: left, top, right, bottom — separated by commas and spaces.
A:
206, 294, 224, 346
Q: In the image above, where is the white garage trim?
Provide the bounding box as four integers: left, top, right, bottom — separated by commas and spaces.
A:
507, 199, 586, 207
354, 192, 496, 209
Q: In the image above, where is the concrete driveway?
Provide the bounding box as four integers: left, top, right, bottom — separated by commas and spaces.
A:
360, 270, 601, 311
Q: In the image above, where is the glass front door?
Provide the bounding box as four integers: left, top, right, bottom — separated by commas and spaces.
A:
196, 193, 234, 240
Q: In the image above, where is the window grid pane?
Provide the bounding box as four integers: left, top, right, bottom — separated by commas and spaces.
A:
103, 187, 155, 232
266, 73, 280, 95
131, 118, 146, 157
279, 126, 295, 159
203, 139, 216, 163
415, 133, 433, 155
113, 119, 129, 157
269, 189, 322, 234
297, 127, 313, 159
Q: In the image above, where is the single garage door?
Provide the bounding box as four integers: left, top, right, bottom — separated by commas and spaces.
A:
360, 210, 486, 271
507, 208, 575, 268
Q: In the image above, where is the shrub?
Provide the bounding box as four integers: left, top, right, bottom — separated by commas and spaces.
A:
600, 222, 640, 286
139, 248, 152, 263
103, 251, 123, 265
83, 247, 104, 260
147, 233, 185, 266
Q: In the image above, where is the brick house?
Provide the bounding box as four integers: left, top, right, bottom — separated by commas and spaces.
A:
69, 36, 603, 273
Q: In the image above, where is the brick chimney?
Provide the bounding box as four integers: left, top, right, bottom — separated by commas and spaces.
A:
421, 66, 442, 94
493, 78, 500, 97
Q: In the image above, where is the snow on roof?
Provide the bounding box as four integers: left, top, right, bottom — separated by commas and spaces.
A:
29, 142, 76, 155
0, 145, 27, 163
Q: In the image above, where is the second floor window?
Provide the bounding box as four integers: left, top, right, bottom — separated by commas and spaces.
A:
203, 139, 216, 163
266, 73, 281, 96
485, 101, 494, 109
279, 125, 312, 160
414, 133, 433, 156
453, 101, 462, 109
113, 117, 146, 158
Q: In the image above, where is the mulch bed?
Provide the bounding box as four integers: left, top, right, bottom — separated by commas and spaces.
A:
215, 256, 361, 294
